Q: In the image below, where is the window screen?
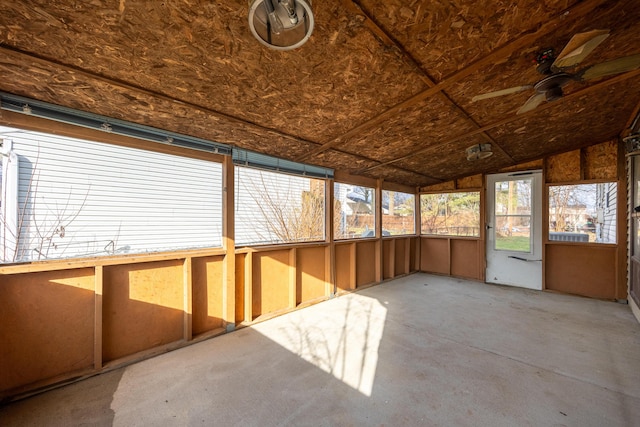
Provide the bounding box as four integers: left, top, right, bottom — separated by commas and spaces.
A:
0, 126, 222, 263
235, 166, 325, 246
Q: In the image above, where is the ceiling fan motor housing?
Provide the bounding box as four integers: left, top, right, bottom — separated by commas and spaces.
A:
536, 48, 556, 74
534, 72, 573, 101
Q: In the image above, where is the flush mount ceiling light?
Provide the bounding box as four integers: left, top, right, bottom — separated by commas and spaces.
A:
248, 0, 314, 51
466, 143, 493, 161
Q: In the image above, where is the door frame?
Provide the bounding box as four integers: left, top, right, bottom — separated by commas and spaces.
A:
485, 170, 543, 290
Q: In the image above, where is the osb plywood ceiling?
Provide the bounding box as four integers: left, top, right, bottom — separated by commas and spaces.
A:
1, 0, 639, 187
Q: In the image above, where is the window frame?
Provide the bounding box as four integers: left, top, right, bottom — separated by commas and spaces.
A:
547, 180, 618, 245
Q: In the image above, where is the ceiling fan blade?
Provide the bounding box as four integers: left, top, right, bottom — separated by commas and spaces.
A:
471, 85, 533, 102
516, 93, 546, 115
579, 54, 640, 81
552, 29, 610, 70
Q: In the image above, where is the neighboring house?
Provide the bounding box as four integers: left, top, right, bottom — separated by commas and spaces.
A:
0, 126, 222, 263
597, 181, 617, 243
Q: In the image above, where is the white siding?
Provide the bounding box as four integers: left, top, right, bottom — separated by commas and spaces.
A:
0, 126, 222, 262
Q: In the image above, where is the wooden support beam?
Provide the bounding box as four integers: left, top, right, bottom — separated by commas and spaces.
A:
325, 179, 336, 296
222, 156, 236, 331
183, 257, 193, 341
388, 239, 395, 279
375, 179, 383, 283
349, 243, 357, 290
244, 252, 253, 323
616, 140, 628, 300
289, 248, 297, 309
94, 265, 103, 370
404, 238, 411, 276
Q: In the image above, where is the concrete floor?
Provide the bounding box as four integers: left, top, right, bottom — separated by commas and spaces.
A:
2, 273, 640, 426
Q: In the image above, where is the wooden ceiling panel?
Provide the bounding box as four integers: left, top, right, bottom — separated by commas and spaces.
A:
445, 1, 640, 124
308, 149, 380, 174
0, 0, 428, 143
394, 135, 511, 181
336, 96, 478, 163
360, 166, 438, 188
0, 50, 319, 160
489, 78, 640, 160
357, 0, 579, 80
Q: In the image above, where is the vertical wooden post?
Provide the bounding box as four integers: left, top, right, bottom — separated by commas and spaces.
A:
244, 251, 253, 323
325, 179, 335, 296
94, 265, 103, 371
415, 187, 421, 271
349, 243, 357, 290
183, 257, 193, 341
375, 179, 383, 283
222, 156, 236, 331
388, 239, 395, 279
289, 248, 297, 309
541, 165, 548, 290
404, 238, 411, 275
447, 238, 452, 275
617, 140, 629, 301
479, 179, 487, 281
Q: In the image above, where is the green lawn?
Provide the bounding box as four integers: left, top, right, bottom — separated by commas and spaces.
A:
495, 236, 530, 252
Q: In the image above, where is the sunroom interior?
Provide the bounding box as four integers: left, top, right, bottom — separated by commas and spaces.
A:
1, 0, 640, 403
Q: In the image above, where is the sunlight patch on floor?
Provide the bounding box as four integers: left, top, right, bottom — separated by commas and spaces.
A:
252, 294, 387, 397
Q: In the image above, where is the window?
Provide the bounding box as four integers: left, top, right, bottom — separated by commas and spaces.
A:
334, 183, 376, 239
420, 192, 480, 237
0, 126, 223, 263
382, 190, 415, 235
494, 178, 532, 252
549, 183, 617, 244
235, 167, 325, 246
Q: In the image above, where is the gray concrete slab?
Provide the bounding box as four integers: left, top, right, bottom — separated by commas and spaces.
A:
2, 273, 640, 426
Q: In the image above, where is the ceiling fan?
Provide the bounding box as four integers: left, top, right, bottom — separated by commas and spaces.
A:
471, 29, 640, 114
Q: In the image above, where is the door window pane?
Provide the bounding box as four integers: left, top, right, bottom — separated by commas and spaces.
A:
494, 179, 532, 252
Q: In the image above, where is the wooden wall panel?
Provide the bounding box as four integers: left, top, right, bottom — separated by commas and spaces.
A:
0, 269, 95, 394
395, 238, 407, 276
450, 239, 480, 279
297, 246, 327, 304
583, 140, 617, 180
252, 250, 290, 318
356, 241, 377, 287
457, 174, 483, 189
420, 238, 449, 275
545, 244, 617, 299
335, 243, 354, 292
102, 260, 184, 362
546, 150, 581, 183
382, 239, 393, 280
191, 256, 224, 336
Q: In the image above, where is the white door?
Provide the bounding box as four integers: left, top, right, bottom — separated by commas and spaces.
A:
486, 171, 542, 290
